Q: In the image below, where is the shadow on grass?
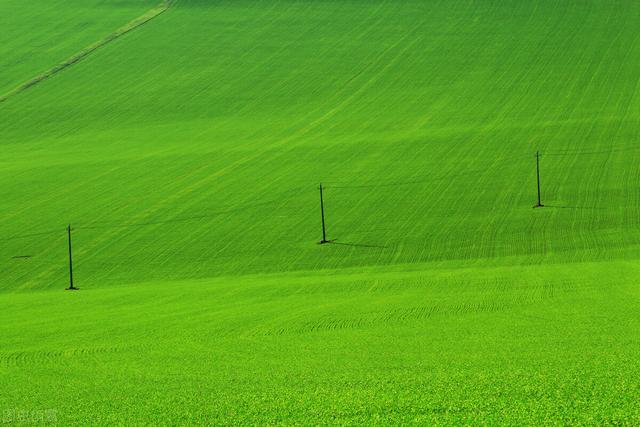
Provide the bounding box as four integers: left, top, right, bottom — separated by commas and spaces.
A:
544, 204, 604, 210
326, 239, 386, 249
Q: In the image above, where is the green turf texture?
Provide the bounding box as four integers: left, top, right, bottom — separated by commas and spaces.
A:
1, 0, 639, 424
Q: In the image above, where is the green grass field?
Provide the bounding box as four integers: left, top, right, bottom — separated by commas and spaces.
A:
1, 0, 639, 424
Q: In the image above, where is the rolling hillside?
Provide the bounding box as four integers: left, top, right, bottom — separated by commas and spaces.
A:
1, 0, 639, 424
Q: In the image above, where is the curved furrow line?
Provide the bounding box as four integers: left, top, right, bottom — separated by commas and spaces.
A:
0, 344, 143, 367
252, 293, 555, 337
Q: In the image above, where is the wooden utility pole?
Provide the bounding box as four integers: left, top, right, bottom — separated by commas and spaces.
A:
66, 225, 78, 290
319, 184, 329, 244
535, 151, 544, 208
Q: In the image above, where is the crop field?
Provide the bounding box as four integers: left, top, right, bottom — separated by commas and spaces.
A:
1, 0, 639, 424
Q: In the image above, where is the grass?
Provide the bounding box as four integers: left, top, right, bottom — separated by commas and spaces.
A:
0, 0, 171, 103
1, 0, 639, 424
0, 0, 159, 96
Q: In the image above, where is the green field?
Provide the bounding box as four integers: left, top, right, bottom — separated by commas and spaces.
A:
1, 0, 639, 424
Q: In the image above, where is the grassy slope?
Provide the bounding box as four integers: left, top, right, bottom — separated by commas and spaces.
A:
1, 0, 639, 424
0, 0, 157, 95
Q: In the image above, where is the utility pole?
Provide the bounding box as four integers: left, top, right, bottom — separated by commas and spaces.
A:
319, 184, 329, 244
66, 225, 78, 290
534, 151, 544, 208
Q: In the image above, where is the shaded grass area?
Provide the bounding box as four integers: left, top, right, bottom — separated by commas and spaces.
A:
0, 0, 159, 94
1, 0, 639, 290
0, 0, 172, 103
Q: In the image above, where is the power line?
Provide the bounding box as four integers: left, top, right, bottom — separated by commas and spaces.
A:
543, 146, 640, 157
0, 229, 62, 242
2, 146, 637, 248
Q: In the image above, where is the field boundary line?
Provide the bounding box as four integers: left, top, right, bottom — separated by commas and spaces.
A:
0, 0, 173, 104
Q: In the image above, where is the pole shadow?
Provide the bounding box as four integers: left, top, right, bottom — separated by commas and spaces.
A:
544, 205, 604, 210
327, 239, 387, 249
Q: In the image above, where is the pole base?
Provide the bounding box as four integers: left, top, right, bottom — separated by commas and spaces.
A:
65, 287, 79, 291
319, 239, 331, 244
533, 204, 544, 208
